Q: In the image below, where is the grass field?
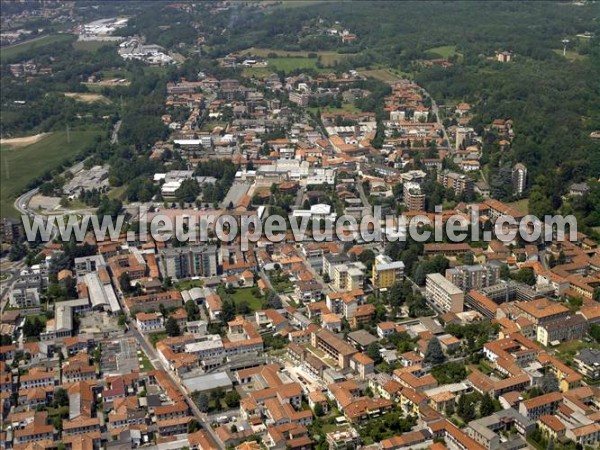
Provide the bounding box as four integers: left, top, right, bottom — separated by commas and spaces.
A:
107, 184, 127, 201
1, 34, 75, 63
268, 57, 319, 72
242, 67, 272, 79
149, 332, 168, 348
425, 45, 462, 59
360, 68, 405, 83
507, 199, 529, 215
0, 129, 102, 218
552, 49, 588, 62
175, 279, 204, 291
138, 350, 154, 372
72, 40, 119, 52
241, 47, 347, 66
231, 288, 263, 311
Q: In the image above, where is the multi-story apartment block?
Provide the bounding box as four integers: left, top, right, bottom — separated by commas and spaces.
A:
536, 315, 588, 346
512, 163, 527, 196
332, 262, 366, 292
513, 299, 569, 326
425, 273, 464, 313
322, 252, 350, 280
455, 126, 474, 150
445, 263, 500, 292
437, 170, 474, 196
9, 269, 47, 308
518, 392, 562, 421
159, 245, 218, 280
372, 255, 405, 290
574, 348, 600, 381
289, 91, 310, 107
311, 329, 357, 369
403, 182, 426, 212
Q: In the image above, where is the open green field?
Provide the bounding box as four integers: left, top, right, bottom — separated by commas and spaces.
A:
507, 199, 529, 215
425, 45, 462, 59
231, 288, 263, 311
107, 185, 127, 201
1, 34, 75, 63
138, 350, 154, 372
72, 39, 119, 52
552, 49, 588, 62
242, 67, 272, 79
359, 68, 405, 83
175, 279, 204, 291
273, 0, 334, 9
241, 47, 347, 66
0, 130, 102, 218
268, 57, 319, 72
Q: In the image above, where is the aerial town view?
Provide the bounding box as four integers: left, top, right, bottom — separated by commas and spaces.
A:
0, 1, 599, 450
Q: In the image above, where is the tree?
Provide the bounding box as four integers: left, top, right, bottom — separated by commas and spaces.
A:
457, 394, 476, 422
119, 272, 132, 293
165, 317, 181, 337
541, 371, 559, 394
511, 267, 536, 286
53, 388, 69, 408
480, 393, 495, 417
224, 390, 241, 408
185, 300, 200, 321
188, 419, 201, 433
366, 342, 381, 364
176, 179, 200, 203
197, 393, 209, 412
424, 337, 445, 365
314, 402, 324, 417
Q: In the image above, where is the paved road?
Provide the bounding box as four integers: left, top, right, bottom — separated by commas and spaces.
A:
421, 87, 451, 150
356, 180, 372, 212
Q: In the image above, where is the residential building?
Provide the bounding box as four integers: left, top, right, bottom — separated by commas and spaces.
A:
136, 312, 165, 333
518, 392, 562, 421
536, 314, 588, 346
332, 262, 366, 292
311, 329, 357, 369
573, 348, 600, 380
372, 255, 404, 290
512, 163, 527, 196
437, 170, 474, 196
159, 245, 218, 280
403, 182, 425, 212
445, 264, 500, 292
425, 273, 464, 313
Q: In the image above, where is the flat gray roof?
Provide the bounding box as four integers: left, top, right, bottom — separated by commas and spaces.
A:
182, 371, 233, 393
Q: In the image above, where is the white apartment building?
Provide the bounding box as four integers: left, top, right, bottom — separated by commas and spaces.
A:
425, 273, 464, 313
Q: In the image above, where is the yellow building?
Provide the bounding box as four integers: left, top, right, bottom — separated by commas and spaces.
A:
372, 255, 405, 290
